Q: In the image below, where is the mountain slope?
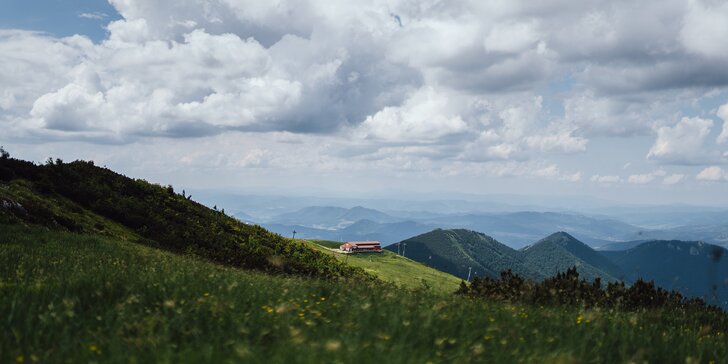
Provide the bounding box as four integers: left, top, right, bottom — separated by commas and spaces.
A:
602, 240, 728, 307
5, 224, 727, 363
386, 229, 541, 280
521, 232, 622, 282
0, 156, 366, 279
305, 240, 462, 293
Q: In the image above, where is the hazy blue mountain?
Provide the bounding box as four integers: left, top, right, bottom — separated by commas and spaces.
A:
271, 206, 400, 229
415, 212, 643, 248
620, 225, 728, 248
262, 219, 433, 245
232, 211, 257, 223
601, 240, 728, 308
596, 240, 651, 251
520, 232, 623, 282
338, 219, 433, 244
589, 205, 728, 229
263, 208, 650, 249
385, 229, 541, 280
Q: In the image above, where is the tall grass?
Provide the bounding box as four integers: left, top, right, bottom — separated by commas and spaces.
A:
2, 225, 727, 363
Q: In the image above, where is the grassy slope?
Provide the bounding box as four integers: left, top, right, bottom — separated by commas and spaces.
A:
305, 240, 463, 294
0, 158, 367, 280
2, 225, 728, 364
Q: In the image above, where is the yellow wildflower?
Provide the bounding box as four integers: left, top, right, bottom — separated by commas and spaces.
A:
325, 340, 341, 351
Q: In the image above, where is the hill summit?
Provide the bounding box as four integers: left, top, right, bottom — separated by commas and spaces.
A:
391, 229, 624, 282
521, 231, 624, 282
385, 228, 542, 280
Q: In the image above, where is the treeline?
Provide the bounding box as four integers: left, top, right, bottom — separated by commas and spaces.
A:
0, 150, 370, 280
457, 267, 723, 313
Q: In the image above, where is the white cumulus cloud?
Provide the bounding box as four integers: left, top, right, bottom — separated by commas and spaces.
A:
718, 102, 728, 144
662, 174, 685, 185
628, 169, 667, 184
590, 175, 622, 184
696, 166, 728, 182
647, 117, 715, 165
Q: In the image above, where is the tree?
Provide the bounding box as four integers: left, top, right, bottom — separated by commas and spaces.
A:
0, 146, 9, 159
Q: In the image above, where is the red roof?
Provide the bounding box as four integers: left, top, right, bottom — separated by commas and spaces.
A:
346, 241, 381, 246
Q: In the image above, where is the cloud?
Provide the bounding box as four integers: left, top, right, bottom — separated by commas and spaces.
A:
696, 166, 728, 182
718, 102, 728, 144
4, 0, 728, 145
662, 174, 685, 185
78, 12, 109, 20
680, 0, 728, 60
563, 92, 653, 137
357, 87, 467, 142
647, 117, 715, 165
4, 0, 728, 192
628, 169, 667, 184
590, 175, 621, 184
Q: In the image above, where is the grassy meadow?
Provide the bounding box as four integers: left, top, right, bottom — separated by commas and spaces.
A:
2, 224, 728, 363
305, 239, 463, 293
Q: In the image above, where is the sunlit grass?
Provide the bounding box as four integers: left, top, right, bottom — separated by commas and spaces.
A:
2, 225, 727, 363
304, 239, 463, 293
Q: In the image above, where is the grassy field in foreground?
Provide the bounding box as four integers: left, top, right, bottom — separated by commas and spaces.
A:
305, 239, 463, 294
2, 225, 728, 363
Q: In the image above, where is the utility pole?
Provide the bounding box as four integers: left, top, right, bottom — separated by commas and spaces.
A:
397, 242, 401, 256
402, 242, 407, 257
292, 230, 297, 240
467, 267, 472, 282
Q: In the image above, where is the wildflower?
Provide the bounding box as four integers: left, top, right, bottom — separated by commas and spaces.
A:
203, 292, 210, 297
471, 343, 484, 355
325, 340, 341, 351
15, 356, 24, 364
576, 314, 583, 325
320, 297, 326, 301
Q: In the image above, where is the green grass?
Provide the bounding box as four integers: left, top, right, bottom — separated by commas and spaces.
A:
3, 225, 728, 363
305, 240, 462, 294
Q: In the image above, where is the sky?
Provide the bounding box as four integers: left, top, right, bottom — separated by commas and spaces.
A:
1, 0, 728, 206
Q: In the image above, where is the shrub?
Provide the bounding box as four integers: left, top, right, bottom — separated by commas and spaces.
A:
458, 266, 722, 313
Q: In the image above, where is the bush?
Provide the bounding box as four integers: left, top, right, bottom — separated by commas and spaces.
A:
457, 266, 722, 313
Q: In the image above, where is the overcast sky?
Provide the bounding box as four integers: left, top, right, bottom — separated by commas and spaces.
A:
1, 0, 728, 205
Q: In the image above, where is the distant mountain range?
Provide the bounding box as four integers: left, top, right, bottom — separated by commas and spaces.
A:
269, 206, 401, 229
387, 229, 728, 308
255, 205, 728, 248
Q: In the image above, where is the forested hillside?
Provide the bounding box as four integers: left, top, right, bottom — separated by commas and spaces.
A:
0, 154, 367, 279
386, 229, 541, 280
521, 232, 624, 282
